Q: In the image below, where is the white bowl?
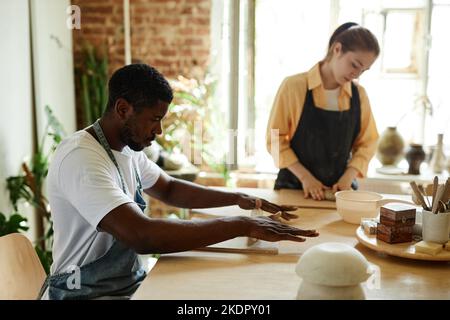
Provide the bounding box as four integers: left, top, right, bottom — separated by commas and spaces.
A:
335, 190, 415, 225
335, 191, 382, 224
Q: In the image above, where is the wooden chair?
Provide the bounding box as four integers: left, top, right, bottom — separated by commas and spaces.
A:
0, 233, 46, 299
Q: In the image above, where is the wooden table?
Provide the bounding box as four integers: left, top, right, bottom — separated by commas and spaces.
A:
133, 188, 450, 300
187, 187, 337, 219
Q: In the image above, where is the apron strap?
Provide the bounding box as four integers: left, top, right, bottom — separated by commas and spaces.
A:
36, 277, 50, 300
93, 119, 143, 195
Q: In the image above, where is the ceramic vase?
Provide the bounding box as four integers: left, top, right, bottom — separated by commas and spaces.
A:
430, 134, 446, 174
376, 127, 405, 166
405, 144, 426, 175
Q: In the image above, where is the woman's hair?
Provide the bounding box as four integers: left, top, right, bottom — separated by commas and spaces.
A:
325, 22, 380, 60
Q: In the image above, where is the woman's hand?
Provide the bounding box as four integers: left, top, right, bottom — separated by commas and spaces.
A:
301, 173, 329, 201
332, 167, 359, 192
287, 162, 328, 201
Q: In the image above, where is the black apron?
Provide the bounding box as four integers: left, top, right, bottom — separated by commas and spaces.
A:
274, 82, 361, 190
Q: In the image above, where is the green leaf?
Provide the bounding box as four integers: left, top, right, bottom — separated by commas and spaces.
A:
78, 43, 108, 126
6, 176, 32, 211
173, 91, 201, 106
45, 105, 66, 140
0, 212, 29, 237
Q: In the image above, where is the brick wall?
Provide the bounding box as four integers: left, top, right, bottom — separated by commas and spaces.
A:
71, 0, 211, 80
71, 0, 125, 128
71, 0, 211, 128
130, 0, 211, 78
72, 0, 125, 75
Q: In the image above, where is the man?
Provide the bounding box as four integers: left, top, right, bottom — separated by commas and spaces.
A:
40, 64, 319, 300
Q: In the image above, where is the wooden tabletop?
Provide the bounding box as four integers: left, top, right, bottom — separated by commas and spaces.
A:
190, 187, 338, 218
133, 188, 450, 300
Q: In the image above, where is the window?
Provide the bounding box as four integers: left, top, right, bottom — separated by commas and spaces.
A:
210, 0, 448, 172
382, 9, 423, 73
427, 1, 450, 147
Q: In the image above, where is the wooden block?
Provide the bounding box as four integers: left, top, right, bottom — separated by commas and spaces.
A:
361, 218, 377, 235
445, 241, 450, 251
377, 223, 413, 244
415, 241, 443, 256
380, 204, 416, 227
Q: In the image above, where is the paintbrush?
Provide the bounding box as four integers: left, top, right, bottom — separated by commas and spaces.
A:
418, 184, 431, 209
441, 178, 450, 203
410, 181, 429, 210
431, 176, 439, 210
431, 184, 446, 214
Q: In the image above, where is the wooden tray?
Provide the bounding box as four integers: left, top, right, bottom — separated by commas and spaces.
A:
356, 227, 450, 261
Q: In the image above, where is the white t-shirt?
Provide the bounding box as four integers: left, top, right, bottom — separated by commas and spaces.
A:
324, 87, 340, 111
47, 130, 162, 275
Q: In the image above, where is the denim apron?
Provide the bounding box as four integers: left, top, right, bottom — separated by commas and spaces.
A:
274, 82, 361, 190
38, 120, 148, 299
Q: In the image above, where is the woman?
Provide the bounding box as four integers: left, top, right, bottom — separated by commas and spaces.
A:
266, 22, 379, 200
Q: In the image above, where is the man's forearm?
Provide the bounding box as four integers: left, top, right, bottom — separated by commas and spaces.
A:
138, 216, 248, 254
164, 178, 240, 208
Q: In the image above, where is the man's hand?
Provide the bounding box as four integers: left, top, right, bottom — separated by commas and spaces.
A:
332, 167, 359, 193
300, 173, 329, 201
236, 193, 299, 221
245, 216, 319, 242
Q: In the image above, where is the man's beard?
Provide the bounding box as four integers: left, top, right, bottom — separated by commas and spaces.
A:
119, 120, 144, 151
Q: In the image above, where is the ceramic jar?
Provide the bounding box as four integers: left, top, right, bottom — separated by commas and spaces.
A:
422, 210, 450, 244
405, 144, 426, 175
376, 127, 405, 166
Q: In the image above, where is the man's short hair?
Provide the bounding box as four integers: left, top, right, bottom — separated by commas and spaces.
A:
106, 64, 173, 113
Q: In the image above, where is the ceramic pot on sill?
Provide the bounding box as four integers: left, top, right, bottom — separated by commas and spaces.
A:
376, 127, 405, 166
405, 144, 426, 175
430, 134, 446, 174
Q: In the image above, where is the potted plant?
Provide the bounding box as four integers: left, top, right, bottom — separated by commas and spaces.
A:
75, 43, 108, 127
6, 105, 65, 274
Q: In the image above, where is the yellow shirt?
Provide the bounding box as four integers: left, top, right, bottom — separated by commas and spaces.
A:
266, 63, 379, 178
